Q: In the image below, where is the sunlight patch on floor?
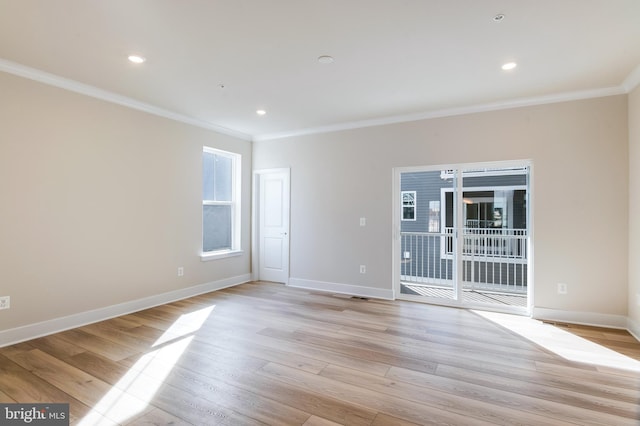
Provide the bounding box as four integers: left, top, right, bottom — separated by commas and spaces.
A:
153, 305, 215, 347
78, 305, 215, 425
474, 310, 640, 373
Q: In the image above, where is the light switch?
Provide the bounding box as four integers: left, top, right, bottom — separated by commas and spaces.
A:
360, 217, 366, 227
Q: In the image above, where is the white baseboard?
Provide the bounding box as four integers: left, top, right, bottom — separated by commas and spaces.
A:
288, 277, 394, 300
532, 307, 628, 330
628, 317, 640, 342
0, 274, 251, 348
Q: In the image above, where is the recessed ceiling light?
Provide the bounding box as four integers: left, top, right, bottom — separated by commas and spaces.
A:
317, 55, 334, 64
127, 55, 146, 64
501, 62, 517, 71
256, 109, 267, 116
493, 14, 505, 22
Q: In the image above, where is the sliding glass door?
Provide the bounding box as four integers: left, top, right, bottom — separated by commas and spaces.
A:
395, 162, 531, 314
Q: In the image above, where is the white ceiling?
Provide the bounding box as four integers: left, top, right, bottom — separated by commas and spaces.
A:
1, 0, 639, 141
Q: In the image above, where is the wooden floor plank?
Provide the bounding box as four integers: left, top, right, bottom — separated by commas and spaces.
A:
435, 363, 640, 407
0, 389, 16, 403
383, 365, 639, 424
314, 320, 563, 368
370, 413, 422, 426
534, 360, 640, 390
194, 333, 330, 374
227, 369, 377, 426
319, 363, 579, 426
1, 281, 639, 425
149, 356, 311, 425
258, 361, 497, 426
66, 351, 133, 384
122, 407, 191, 426
26, 334, 87, 360
78, 321, 158, 352
0, 353, 98, 423
258, 327, 439, 375
4, 348, 157, 423
56, 329, 139, 362
302, 415, 343, 426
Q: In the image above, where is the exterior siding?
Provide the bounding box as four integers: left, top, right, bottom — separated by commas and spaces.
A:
400, 171, 448, 233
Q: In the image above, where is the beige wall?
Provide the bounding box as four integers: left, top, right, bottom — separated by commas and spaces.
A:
629, 86, 640, 335
0, 67, 634, 335
0, 72, 252, 331
254, 95, 629, 318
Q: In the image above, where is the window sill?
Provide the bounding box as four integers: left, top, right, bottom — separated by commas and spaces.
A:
200, 249, 244, 262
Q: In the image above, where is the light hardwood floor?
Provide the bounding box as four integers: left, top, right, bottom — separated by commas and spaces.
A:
1, 281, 639, 425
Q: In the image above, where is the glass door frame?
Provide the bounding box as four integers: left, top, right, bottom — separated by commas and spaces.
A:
392, 159, 533, 316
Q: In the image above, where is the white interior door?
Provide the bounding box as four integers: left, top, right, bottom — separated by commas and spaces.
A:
258, 169, 290, 283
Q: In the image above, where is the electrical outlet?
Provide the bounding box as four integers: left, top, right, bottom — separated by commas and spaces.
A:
0, 296, 10, 310
360, 265, 366, 274
177, 267, 184, 277
557, 283, 567, 295
359, 217, 366, 227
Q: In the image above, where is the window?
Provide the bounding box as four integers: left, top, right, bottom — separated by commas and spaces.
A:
441, 186, 527, 257
402, 191, 416, 221
428, 200, 440, 232
202, 147, 241, 258
443, 188, 526, 230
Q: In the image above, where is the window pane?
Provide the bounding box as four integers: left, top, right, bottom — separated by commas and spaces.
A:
402, 192, 415, 205
203, 151, 215, 201
428, 201, 440, 232
203, 205, 231, 251
403, 206, 415, 220
214, 154, 232, 201
203, 152, 232, 202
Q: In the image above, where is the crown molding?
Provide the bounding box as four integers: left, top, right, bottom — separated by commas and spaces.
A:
0, 58, 251, 141
3, 57, 636, 144
253, 86, 625, 142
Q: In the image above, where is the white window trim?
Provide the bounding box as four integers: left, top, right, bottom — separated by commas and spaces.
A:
201, 249, 244, 262
401, 190, 417, 221
201, 147, 242, 260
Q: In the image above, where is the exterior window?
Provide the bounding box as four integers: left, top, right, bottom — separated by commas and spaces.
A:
202, 147, 241, 255
428, 201, 440, 232
402, 191, 416, 221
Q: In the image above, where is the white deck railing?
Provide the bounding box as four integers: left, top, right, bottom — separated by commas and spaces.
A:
447, 227, 527, 260
401, 228, 528, 294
